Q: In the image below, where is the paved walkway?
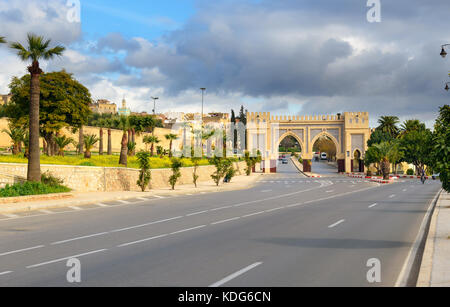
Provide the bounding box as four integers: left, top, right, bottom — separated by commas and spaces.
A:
418, 190, 450, 287
0, 173, 262, 215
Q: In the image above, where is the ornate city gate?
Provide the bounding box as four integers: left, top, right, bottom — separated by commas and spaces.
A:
246, 112, 371, 173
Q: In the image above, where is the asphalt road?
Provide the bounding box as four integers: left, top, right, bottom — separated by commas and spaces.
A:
0, 160, 441, 286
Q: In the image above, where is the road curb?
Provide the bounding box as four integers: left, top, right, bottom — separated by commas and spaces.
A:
416, 190, 444, 287
395, 188, 442, 287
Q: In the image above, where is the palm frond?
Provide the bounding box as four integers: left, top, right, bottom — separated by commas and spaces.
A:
0, 36, 6, 44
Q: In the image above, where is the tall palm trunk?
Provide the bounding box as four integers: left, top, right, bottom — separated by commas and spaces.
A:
169, 140, 173, 158
99, 128, 104, 155
27, 61, 42, 182
78, 126, 84, 155
119, 132, 128, 166
131, 128, 136, 156
380, 159, 390, 180
151, 143, 155, 157
107, 128, 112, 155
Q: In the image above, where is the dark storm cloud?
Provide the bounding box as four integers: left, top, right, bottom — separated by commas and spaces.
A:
116, 0, 450, 121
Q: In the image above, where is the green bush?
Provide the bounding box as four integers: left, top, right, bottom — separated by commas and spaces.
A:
406, 169, 414, 175
136, 151, 152, 192
41, 171, 64, 186
0, 182, 71, 198
169, 158, 182, 190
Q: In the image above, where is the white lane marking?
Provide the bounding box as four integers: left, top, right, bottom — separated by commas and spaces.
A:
26, 249, 107, 269
402, 189, 407, 192
210, 206, 232, 212
51, 232, 109, 245
0, 271, 13, 276
328, 219, 345, 228
368, 203, 378, 208
3, 214, 19, 218
137, 197, 149, 201
96, 203, 109, 207
260, 190, 272, 193
153, 195, 165, 199
39, 210, 53, 214
110, 216, 183, 233
0, 245, 45, 257
118, 200, 131, 204
69, 206, 82, 211
117, 234, 169, 247
186, 210, 208, 217
170, 225, 206, 235
265, 207, 285, 213
389, 194, 396, 198
326, 190, 334, 193
210, 262, 263, 287
211, 217, 240, 225
241, 211, 266, 218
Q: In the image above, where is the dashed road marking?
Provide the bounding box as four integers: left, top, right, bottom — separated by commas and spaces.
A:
368, 203, 378, 208
210, 262, 263, 287
328, 219, 345, 228
26, 249, 108, 269
69, 206, 82, 211
0, 245, 45, 257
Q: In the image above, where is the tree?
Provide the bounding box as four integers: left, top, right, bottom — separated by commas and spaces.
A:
143, 135, 160, 156
2, 123, 25, 155
169, 158, 182, 190
136, 151, 152, 192
374, 141, 401, 180
191, 157, 201, 187
400, 128, 433, 175
105, 118, 113, 155
9, 34, 65, 181
364, 146, 381, 175
96, 119, 106, 155
7, 70, 91, 156
83, 134, 99, 159
118, 116, 129, 166
165, 134, 178, 158
377, 116, 400, 138
367, 129, 393, 147
210, 156, 232, 186
431, 105, 449, 192
54, 135, 74, 156
400, 119, 426, 137
0, 37, 6, 44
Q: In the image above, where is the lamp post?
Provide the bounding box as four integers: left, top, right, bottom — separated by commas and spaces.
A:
200, 88, 206, 125
440, 44, 450, 58
151, 97, 159, 115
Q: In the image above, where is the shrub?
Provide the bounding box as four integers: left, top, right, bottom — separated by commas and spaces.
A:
210, 157, 233, 186
41, 171, 64, 186
136, 151, 152, 192
0, 182, 71, 198
169, 158, 182, 190
406, 169, 414, 176
224, 164, 236, 183
191, 157, 201, 188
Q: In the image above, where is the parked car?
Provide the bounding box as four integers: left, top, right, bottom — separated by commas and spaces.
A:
282, 158, 289, 164
321, 153, 327, 160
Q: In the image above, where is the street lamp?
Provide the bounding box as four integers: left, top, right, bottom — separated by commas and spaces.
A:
440, 44, 450, 58
200, 88, 206, 124
151, 97, 159, 115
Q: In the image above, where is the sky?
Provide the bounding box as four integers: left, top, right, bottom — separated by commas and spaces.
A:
0, 0, 449, 128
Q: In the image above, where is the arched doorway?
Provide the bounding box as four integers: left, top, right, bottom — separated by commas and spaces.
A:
351, 149, 364, 173
279, 135, 302, 154
310, 135, 339, 174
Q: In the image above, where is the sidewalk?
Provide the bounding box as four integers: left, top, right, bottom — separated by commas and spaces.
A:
0, 173, 262, 215
417, 190, 450, 287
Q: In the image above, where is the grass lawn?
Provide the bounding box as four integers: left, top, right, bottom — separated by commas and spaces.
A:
0, 154, 212, 169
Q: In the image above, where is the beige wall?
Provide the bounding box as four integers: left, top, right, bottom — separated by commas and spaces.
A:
0, 118, 173, 153
0, 161, 247, 192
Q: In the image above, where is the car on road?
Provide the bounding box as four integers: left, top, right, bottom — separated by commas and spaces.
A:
321, 153, 327, 160
281, 158, 288, 164
432, 173, 440, 180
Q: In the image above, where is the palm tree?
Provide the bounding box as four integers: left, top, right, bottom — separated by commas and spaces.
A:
54, 135, 74, 157
2, 124, 26, 155
118, 116, 129, 166
0, 37, 6, 44
165, 134, 178, 158
374, 141, 400, 180
97, 119, 106, 155
399, 119, 425, 137
104, 118, 113, 155
10, 34, 65, 182
377, 116, 400, 138
143, 135, 160, 156
83, 134, 99, 159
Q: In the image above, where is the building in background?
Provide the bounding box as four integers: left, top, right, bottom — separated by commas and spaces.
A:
89, 99, 117, 114
0, 94, 12, 106
118, 98, 131, 117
